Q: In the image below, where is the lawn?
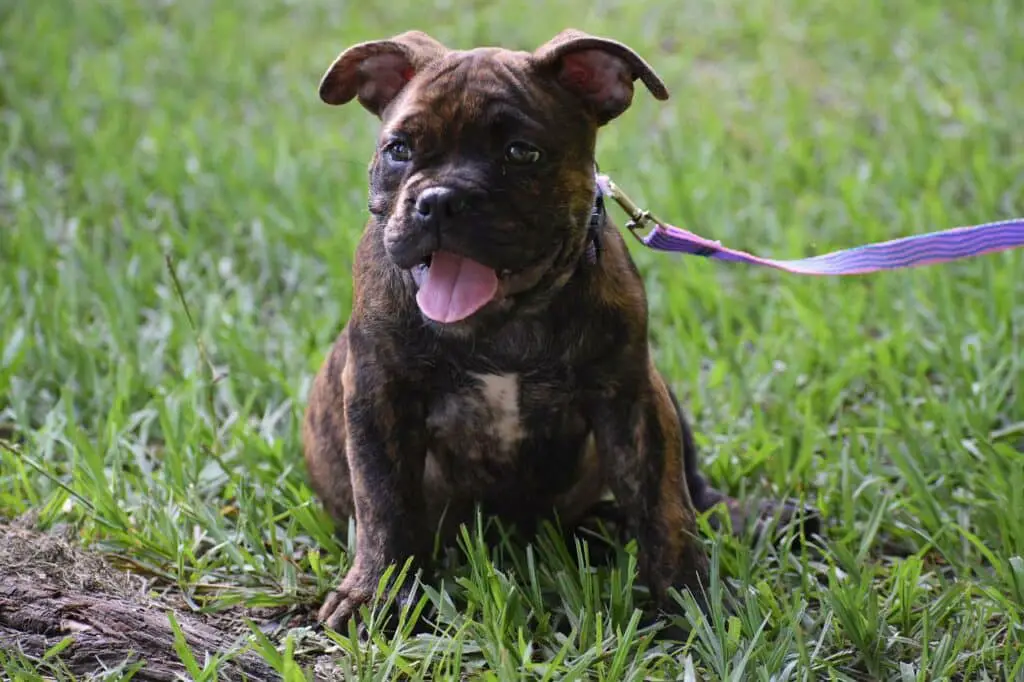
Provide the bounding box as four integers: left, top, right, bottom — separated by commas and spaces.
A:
2, 0, 1023, 679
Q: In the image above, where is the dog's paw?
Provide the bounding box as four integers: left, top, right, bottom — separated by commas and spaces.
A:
317, 564, 423, 632
741, 493, 819, 540
711, 496, 823, 545
317, 568, 381, 631
767, 498, 823, 540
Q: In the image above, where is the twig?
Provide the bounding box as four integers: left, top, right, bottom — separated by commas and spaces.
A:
0, 438, 124, 533
164, 252, 230, 465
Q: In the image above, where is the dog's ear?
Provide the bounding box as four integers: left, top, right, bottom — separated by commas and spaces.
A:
532, 29, 669, 125
318, 31, 448, 116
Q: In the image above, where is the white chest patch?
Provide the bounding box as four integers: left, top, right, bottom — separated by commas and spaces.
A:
473, 372, 525, 450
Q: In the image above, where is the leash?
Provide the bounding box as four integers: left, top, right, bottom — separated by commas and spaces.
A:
595, 174, 1024, 275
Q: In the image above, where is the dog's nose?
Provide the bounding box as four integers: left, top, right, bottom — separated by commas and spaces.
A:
415, 187, 467, 222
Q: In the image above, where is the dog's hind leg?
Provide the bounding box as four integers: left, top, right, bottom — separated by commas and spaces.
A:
302, 326, 355, 530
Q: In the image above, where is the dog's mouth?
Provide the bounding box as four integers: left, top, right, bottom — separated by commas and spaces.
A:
410, 250, 506, 324
411, 254, 512, 277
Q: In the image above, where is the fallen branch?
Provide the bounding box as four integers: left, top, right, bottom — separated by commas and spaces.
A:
0, 521, 280, 681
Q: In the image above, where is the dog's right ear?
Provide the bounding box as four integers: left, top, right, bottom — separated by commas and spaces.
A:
318, 31, 448, 116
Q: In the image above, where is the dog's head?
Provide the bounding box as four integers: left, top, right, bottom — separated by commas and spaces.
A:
319, 29, 668, 327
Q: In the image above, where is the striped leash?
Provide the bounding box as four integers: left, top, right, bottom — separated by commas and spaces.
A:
596, 174, 1024, 275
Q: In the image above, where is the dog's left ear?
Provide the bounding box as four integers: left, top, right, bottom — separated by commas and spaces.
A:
532, 29, 669, 125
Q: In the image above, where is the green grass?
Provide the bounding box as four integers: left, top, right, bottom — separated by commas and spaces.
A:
2, 0, 1023, 679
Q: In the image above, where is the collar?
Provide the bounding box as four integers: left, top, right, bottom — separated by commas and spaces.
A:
584, 170, 605, 265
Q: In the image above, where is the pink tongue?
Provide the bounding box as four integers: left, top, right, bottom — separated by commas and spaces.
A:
416, 250, 499, 323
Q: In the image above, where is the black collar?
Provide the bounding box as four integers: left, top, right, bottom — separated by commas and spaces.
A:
584, 173, 605, 265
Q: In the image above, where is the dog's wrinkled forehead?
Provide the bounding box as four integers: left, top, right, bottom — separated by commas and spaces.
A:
318, 29, 669, 126
382, 49, 549, 131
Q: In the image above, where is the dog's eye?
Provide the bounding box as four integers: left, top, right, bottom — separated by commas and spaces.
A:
383, 140, 412, 163
505, 142, 542, 165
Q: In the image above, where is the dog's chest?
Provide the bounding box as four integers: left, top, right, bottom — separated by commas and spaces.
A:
425, 367, 588, 484
426, 372, 528, 457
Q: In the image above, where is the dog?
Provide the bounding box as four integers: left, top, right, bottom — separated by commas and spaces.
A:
302, 28, 818, 630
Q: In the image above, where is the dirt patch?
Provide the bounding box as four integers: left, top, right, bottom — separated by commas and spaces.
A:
0, 517, 137, 597
0, 514, 283, 681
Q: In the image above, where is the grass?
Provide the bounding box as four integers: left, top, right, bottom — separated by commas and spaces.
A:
2, 0, 1023, 679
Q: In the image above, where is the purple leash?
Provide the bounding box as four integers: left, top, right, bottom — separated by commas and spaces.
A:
596, 174, 1024, 275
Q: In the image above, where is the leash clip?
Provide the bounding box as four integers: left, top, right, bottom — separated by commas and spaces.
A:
595, 173, 660, 243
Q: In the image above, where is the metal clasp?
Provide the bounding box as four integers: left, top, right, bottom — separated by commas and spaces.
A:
595, 173, 661, 243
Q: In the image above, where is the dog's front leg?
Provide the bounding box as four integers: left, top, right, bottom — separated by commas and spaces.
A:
318, 326, 429, 631
591, 370, 710, 611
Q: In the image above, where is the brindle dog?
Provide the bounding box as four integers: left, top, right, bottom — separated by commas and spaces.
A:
303, 28, 819, 630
